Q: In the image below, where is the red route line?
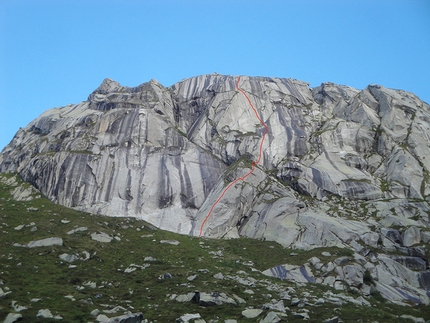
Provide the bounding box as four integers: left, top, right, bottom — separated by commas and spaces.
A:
198, 76, 269, 237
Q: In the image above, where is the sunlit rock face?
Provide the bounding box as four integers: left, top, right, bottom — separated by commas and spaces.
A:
1, 74, 430, 236
1, 74, 430, 304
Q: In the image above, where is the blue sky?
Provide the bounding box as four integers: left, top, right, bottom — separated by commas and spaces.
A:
1, 0, 429, 151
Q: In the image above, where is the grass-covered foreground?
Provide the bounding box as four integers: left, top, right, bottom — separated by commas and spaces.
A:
0, 173, 429, 322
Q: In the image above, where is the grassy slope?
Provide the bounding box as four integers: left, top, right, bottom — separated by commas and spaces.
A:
0, 173, 429, 322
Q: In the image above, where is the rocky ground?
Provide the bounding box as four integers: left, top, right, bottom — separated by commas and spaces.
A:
1, 174, 429, 322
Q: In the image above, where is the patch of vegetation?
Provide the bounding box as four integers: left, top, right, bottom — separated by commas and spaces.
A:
363, 269, 374, 285
174, 126, 187, 138
69, 150, 94, 155
0, 173, 429, 322
380, 178, 390, 192
341, 178, 372, 183
223, 155, 253, 184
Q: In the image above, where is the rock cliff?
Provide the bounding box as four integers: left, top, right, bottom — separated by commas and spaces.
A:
1, 74, 429, 304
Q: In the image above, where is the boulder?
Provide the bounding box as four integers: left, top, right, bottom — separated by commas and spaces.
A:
106, 312, 143, 323
194, 292, 236, 306
11, 300, 28, 312
337, 264, 364, 287
242, 308, 263, 319
36, 309, 53, 319
59, 253, 79, 263
260, 311, 281, 323
160, 240, 180, 245
399, 315, 425, 323
176, 293, 194, 302
67, 227, 88, 235
91, 232, 113, 243
262, 299, 286, 312
403, 226, 421, 247
176, 313, 201, 323
27, 237, 63, 248
3, 313, 23, 323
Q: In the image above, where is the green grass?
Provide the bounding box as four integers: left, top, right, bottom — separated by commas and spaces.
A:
1, 173, 429, 322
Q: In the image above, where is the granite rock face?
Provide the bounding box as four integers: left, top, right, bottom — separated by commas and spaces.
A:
1, 74, 430, 304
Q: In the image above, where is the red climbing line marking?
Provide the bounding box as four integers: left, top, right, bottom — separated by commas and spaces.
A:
198, 76, 269, 237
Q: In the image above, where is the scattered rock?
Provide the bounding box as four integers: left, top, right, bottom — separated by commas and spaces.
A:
81, 251, 91, 261
37, 309, 54, 319
399, 315, 425, 323
105, 313, 143, 323
196, 292, 236, 306
232, 294, 246, 304
209, 250, 223, 257
27, 237, 63, 248
11, 300, 28, 311
292, 311, 310, 320
83, 281, 97, 288
0, 287, 12, 298
260, 311, 281, 323
242, 308, 263, 319
91, 309, 101, 316
198, 269, 209, 273
177, 313, 201, 322
290, 298, 301, 306
187, 274, 198, 281
67, 227, 88, 235
59, 253, 79, 263
96, 314, 110, 322
160, 239, 180, 245
143, 256, 156, 261
159, 273, 173, 280
3, 313, 23, 323
91, 232, 113, 243
263, 299, 285, 312
176, 293, 194, 302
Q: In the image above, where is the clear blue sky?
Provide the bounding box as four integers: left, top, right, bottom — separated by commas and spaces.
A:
1, 0, 429, 151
